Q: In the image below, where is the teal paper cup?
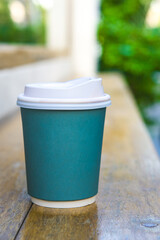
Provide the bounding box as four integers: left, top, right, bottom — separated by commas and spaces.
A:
17, 77, 111, 208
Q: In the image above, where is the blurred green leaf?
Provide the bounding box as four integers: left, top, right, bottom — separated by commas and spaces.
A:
98, 0, 160, 110
0, 1, 46, 44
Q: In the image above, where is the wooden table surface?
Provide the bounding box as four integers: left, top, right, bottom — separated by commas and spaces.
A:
0, 73, 160, 240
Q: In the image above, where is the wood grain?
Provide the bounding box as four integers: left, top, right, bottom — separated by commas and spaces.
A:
1, 73, 160, 240
0, 113, 32, 240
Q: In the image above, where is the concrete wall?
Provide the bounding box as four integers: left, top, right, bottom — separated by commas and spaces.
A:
47, 0, 69, 53
71, 0, 99, 76
0, 57, 72, 120
47, 0, 100, 76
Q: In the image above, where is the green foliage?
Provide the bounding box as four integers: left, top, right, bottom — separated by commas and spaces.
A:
98, 0, 160, 110
0, 1, 46, 44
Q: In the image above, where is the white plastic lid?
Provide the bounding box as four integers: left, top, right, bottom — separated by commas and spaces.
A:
17, 77, 111, 110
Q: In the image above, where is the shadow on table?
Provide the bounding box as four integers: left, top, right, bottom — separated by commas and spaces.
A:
17, 202, 98, 240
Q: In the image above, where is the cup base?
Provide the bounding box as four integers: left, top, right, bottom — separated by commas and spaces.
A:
30, 195, 96, 208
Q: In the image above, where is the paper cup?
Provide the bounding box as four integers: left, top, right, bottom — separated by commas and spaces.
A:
17, 77, 111, 208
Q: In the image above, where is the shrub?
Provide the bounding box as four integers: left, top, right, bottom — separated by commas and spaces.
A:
97, 0, 160, 107
0, 1, 46, 45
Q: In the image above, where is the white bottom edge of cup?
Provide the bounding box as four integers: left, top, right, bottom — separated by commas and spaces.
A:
30, 195, 96, 208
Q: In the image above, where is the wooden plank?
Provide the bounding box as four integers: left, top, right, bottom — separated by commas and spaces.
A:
0, 113, 32, 240
0, 45, 65, 69
5, 73, 160, 239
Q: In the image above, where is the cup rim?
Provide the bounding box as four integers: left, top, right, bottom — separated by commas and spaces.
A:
17, 93, 111, 110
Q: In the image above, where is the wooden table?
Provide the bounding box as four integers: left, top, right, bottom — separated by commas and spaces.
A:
1, 74, 160, 240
